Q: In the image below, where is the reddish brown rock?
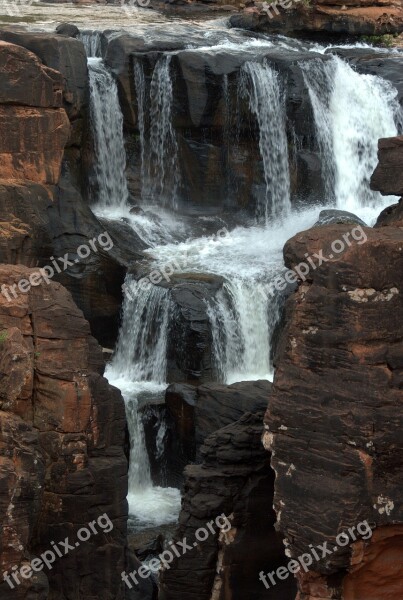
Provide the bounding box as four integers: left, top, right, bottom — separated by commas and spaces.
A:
0, 41, 63, 108
343, 525, 403, 600
231, 1, 403, 36
0, 264, 128, 600
0, 41, 138, 347
265, 218, 403, 598
0, 41, 70, 186
0, 106, 69, 184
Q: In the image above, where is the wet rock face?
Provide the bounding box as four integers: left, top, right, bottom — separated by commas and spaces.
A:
0, 265, 128, 600
104, 32, 329, 214
371, 135, 403, 197
165, 380, 271, 464
159, 411, 296, 600
265, 217, 403, 597
165, 275, 224, 384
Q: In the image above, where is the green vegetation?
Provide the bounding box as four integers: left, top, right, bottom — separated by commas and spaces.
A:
0, 14, 38, 24
0, 330, 8, 344
361, 34, 398, 48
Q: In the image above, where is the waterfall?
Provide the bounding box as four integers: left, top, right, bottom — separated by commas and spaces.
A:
79, 31, 102, 58
301, 55, 401, 213
133, 60, 148, 201
88, 57, 129, 210
105, 279, 181, 526
100, 44, 403, 530
133, 56, 180, 209
110, 279, 171, 383
207, 279, 282, 384
239, 61, 291, 223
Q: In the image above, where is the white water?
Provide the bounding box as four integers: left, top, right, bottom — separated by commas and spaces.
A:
80, 31, 102, 58
105, 280, 181, 526
148, 207, 324, 383
145, 54, 401, 383
86, 47, 185, 247
240, 61, 291, 223
88, 57, 129, 210
134, 55, 181, 208
301, 55, 401, 212
94, 42, 402, 526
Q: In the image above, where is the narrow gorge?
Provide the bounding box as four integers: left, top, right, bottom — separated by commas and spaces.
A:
0, 3, 402, 600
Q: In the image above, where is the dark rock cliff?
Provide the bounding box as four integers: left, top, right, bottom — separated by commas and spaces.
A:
264, 135, 403, 599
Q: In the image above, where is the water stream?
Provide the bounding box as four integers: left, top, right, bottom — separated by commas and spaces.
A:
85, 30, 401, 527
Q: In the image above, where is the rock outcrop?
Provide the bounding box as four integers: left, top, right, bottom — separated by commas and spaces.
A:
0, 41, 70, 185
0, 37, 140, 347
264, 135, 403, 598
371, 135, 403, 197
166, 379, 271, 458
159, 410, 296, 600
0, 264, 128, 600
230, 1, 403, 37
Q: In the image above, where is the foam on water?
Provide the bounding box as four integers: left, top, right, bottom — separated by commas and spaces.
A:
105, 282, 181, 526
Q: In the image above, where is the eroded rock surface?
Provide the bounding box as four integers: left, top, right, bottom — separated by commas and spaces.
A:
265, 137, 403, 597
159, 410, 296, 600
0, 265, 128, 600
0, 38, 140, 347
231, 1, 403, 36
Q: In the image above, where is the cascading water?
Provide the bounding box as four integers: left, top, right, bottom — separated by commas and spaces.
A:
146, 53, 401, 386
88, 57, 129, 210
301, 55, 401, 213
88, 35, 402, 529
84, 38, 182, 246
79, 31, 102, 58
240, 61, 291, 223
207, 279, 282, 383
105, 279, 181, 526
133, 56, 181, 209
133, 60, 148, 200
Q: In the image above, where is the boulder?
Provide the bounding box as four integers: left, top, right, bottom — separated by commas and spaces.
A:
165, 274, 225, 384
56, 23, 80, 38
0, 28, 88, 123
314, 208, 367, 227
375, 197, 403, 227
0, 41, 63, 107
371, 135, 403, 197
